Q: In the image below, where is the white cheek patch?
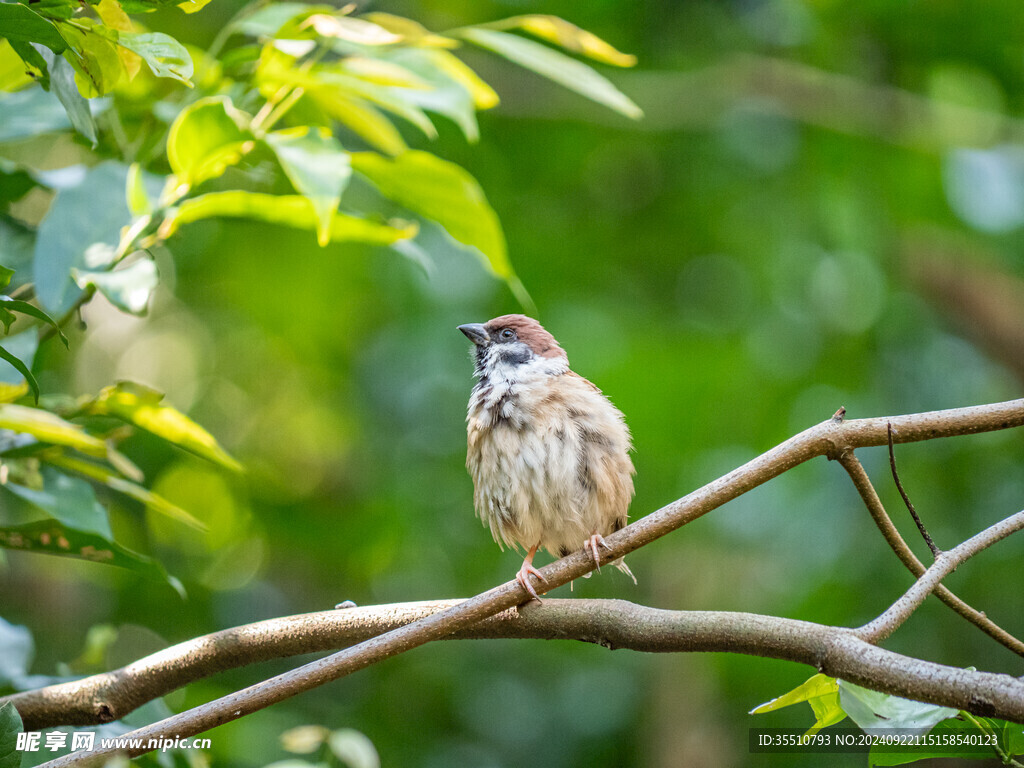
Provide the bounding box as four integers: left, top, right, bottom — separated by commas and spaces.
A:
481, 345, 567, 382
469, 345, 568, 423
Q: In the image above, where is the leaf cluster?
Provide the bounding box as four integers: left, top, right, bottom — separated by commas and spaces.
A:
0, 0, 640, 586
753, 673, 1024, 765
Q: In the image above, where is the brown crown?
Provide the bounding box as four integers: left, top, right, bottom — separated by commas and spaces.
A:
484, 314, 566, 360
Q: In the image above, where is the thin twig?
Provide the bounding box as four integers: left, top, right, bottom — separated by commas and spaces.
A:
857, 509, 1024, 643
837, 452, 1024, 657
6, 600, 1024, 734
29, 399, 1024, 766
888, 422, 941, 557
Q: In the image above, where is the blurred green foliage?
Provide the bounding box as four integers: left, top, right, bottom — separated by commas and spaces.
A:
3, 0, 1024, 766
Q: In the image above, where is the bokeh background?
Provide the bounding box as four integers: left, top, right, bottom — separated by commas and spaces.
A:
4, 0, 1024, 766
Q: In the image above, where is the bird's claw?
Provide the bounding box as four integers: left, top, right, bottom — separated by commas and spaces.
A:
583, 533, 612, 571
516, 561, 546, 602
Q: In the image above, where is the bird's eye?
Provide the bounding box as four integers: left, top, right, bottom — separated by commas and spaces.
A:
499, 328, 515, 341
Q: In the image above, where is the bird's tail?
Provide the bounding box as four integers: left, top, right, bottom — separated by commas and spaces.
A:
578, 558, 637, 584
613, 557, 637, 585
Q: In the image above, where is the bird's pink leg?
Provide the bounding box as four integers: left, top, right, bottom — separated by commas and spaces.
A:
583, 533, 614, 571
516, 543, 546, 601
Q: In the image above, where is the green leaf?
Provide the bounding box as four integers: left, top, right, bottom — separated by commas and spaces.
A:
0, 297, 68, 347
484, 15, 637, 67
303, 13, 402, 45
45, 453, 208, 531
336, 56, 433, 88
4, 465, 113, 539
0, 331, 38, 391
166, 191, 418, 245
351, 151, 524, 289
84, 381, 243, 472
95, 0, 141, 79
318, 70, 437, 139
310, 90, 407, 156
360, 12, 458, 48
233, 3, 328, 37
1, 37, 38, 90
34, 161, 134, 315
0, 220, 33, 289
116, 31, 193, 85
126, 163, 151, 215
751, 673, 839, 714
45, 49, 98, 145
382, 48, 483, 141
837, 680, 958, 732
0, 702, 22, 768
73, 256, 158, 315
0, 266, 13, 291
8, 38, 50, 88
1005, 720, 1024, 755
750, 673, 846, 735
166, 96, 254, 187
0, 403, 106, 455
265, 127, 352, 246
868, 715, 1011, 765
455, 27, 642, 119
177, 0, 212, 14
0, 87, 70, 142
118, 0, 187, 12
0, 518, 184, 590
806, 689, 846, 735
57, 22, 126, 97
0, 344, 38, 402
0, 3, 67, 52
26, 0, 76, 22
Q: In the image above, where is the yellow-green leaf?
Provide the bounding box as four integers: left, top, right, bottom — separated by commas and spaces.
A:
486, 15, 637, 67
177, 0, 212, 14
45, 453, 208, 532
311, 91, 407, 156
0, 404, 106, 456
419, 48, 499, 110
359, 13, 457, 48
337, 57, 432, 88
0, 381, 28, 404
455, 27, 642, 120
167, 96, 254, 187
302, 14, 401, 45
57, 22, 125, 97
87, 381, 242, 472
265, 127, 352, 247
352, 150, 506, 273
125, 163, 151, 215
116, 32, 193, 86
751, 673, 846, 736
95, 0, 141, 79
164, 191, 417, 245
751, 673, 838, 714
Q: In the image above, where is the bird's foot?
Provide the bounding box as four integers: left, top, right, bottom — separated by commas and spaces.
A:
516, 560, 547, 602
583, 533, 613, 571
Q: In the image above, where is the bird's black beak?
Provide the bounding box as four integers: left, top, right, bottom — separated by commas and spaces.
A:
458, 323, 489, 346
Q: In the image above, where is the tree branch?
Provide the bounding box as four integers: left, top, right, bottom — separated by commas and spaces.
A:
7, 600, 1024, 738
836, 452, 1024, 656
857, 509, 1024, 643
19, 398, 1024, 766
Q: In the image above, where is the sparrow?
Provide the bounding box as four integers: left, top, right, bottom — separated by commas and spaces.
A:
458, 314, 636, 600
